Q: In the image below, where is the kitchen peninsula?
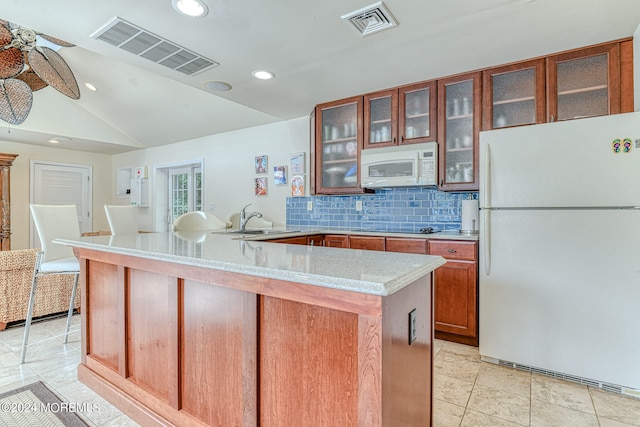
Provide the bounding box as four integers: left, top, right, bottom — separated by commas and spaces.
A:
58, 231, 446, 426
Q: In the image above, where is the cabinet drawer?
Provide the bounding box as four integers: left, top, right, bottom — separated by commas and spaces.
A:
349, 236, 385, 251
427, 240, 477, 261
385, 237, 427, 254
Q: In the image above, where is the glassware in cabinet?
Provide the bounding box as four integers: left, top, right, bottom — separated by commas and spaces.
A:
437, 72, 480, 191
482, 59, 545, 130
314, 96, 363, 194
399, 80, 437, 145
364, 89, 397, 148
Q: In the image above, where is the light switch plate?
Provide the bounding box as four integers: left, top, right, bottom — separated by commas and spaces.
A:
307, 201, 313, 211
356, 200, 363, 211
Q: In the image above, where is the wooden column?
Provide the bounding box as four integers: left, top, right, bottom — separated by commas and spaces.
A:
0, 153, 18, 251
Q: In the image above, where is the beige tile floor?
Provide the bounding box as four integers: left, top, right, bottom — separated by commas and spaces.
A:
2, 315, 640, 426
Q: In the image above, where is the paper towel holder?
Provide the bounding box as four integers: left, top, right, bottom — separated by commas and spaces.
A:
460, 198, 479, 235
459, 223, 479, 235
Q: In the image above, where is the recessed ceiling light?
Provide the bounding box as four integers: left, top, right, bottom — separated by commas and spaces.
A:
252, 70, 275, 80
172, 0, 208, 17
204, 81, 232, 91
84, 82, 97, 91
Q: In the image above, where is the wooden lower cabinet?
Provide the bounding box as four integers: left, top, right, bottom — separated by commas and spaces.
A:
269, 235, 308, 245
307, 234, 324, 246
427, 240, 478, 346
385, 237, 427, 254
349, 235, 385, 251
269, 234, 478, 346
269, 235, 325, 246
76, 248, 434, 426
324, 234, 349, 248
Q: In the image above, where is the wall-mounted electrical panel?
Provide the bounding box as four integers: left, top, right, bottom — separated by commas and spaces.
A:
130, 178, 149, 207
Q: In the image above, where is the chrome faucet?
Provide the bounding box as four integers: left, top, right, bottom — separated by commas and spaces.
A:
239, 204, 263, 231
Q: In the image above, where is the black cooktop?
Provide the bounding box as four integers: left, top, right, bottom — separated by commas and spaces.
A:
419, 227, 440, 234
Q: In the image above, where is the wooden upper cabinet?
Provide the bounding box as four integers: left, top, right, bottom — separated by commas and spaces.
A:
314, 96, 363, 194
399, 81, 438, 145
547, 42, 625, 122
482, 59, 546, 130
364, 89, 398, 148
364, 81, 437, 149
437, 72, 481, 192
309, 107, 316, 195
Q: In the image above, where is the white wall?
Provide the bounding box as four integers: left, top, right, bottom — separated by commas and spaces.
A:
112, 117, 310, 232
0, 140, 112, 249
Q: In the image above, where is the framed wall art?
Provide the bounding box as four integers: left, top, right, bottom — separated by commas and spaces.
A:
274, 165, 287, 185
255, 155, 267, 174
290, 152, 305, 175
255, 177, 267, 196
290, 175, 305, 197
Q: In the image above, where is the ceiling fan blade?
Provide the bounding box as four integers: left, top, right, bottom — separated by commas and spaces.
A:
0, 78, 33, 125
16, 52, 47, 91
0, 21, 12, 46
0, 47, 25, 78
39, 34, 75, 48
28, 46, 79, 99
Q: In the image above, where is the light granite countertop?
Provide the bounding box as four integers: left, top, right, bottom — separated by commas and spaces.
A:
57, 231, 447, 297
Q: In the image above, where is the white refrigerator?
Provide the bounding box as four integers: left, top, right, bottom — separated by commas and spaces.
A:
479, 111, 640, 393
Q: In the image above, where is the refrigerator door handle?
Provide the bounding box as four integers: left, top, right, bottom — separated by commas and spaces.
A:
482, 143, 491, 208
482, 209, 491, 276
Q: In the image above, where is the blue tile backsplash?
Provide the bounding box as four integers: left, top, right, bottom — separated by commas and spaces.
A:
286, 188, 478, 233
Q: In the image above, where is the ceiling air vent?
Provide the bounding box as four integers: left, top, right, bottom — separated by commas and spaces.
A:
90, 17, 219, 75
341, 1, 398, 37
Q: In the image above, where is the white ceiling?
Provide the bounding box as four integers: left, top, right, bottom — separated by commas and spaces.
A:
2, 0, 640, 155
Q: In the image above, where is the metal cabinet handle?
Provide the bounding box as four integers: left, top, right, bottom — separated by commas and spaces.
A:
447, 248, 457, 253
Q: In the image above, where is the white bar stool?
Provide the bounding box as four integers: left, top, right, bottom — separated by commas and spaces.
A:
104, 205, 139, 235
21, 204, 81, 363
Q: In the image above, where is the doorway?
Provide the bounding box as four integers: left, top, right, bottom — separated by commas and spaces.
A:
30, 161, 92, 248
154, 160, 203, 232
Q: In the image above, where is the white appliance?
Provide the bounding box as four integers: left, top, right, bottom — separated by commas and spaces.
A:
479, 112, 640, 394
360, 142, 437, 188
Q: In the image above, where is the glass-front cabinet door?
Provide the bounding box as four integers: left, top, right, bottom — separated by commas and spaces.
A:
437, 72, 481, 191
482, 59, 545, 130
314, 96, 363, 194
547, 43, 621, 122
399, 81, 437, 145
364, 89, 397, 148
364, 81, 436, 149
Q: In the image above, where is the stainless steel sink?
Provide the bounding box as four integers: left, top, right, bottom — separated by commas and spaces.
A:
228, 229, 268, 234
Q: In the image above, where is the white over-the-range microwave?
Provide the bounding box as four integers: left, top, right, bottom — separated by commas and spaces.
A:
360, 142, 438, 188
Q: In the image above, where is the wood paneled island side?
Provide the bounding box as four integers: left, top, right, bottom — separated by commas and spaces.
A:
58, 232, 446, 426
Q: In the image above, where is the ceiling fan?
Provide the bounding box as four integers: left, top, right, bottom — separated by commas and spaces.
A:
0, 19, 79, 125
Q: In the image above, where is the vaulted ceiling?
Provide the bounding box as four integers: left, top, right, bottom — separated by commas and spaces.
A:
2, 0, 640, 154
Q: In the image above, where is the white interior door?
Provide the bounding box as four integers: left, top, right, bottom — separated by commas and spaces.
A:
30, 161, 92, 248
